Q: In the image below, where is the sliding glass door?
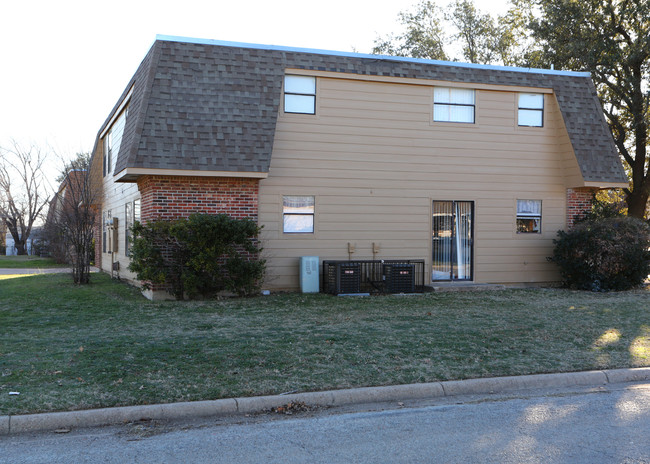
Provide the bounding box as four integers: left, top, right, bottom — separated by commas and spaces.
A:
432, 201, 473, 281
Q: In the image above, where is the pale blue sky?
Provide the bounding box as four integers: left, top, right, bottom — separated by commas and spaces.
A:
0, 0, 509, 160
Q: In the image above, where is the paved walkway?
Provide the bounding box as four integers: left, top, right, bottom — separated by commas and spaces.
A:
0, 267, 99, 275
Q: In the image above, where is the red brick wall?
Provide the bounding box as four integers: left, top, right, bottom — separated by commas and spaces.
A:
566, 187, 597, 229
134, 175, 260, 296
136, 176, 259, 222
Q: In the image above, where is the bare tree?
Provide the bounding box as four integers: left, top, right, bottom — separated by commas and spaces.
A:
0, 141, 51, 255
45, 153, 98, 284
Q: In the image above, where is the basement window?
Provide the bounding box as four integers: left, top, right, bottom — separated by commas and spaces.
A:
517, 200, 542, 233
284, 75, 316, 114
283, 196, 314, 233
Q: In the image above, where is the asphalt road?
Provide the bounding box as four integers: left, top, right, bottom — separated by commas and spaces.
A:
3, 382, 650, 463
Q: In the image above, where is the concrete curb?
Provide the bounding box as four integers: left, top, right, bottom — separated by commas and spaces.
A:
2, 367, 649, 435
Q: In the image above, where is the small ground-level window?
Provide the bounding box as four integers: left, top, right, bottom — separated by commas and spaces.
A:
517, 200, 542, 233
283, 196, 314, 233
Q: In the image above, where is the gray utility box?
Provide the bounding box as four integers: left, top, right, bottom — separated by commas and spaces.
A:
300, 256, 320, 293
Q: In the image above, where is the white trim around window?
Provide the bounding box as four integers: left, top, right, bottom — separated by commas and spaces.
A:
516, 199, 542, 233
518, 93, 544, 127
283, 195, 315, 233
284, 75, 316, 114
433, 87, 475, 123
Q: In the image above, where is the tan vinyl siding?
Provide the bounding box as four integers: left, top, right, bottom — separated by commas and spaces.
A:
260, 75, 584, 290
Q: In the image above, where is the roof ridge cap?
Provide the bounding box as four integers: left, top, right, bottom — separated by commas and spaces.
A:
155, 34, 592, 78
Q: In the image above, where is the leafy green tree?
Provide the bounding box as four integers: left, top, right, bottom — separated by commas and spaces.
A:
446, 0, 499, 64
529, 0, 649, 218
373, 0, 526, 65
373, 0, 449, 60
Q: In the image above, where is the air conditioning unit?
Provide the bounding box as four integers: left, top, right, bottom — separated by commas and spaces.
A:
336, 262, 361, 294
383, 263, 415, 293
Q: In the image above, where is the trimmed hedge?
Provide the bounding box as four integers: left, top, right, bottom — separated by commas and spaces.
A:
128, 213, 265, 299
549, 217, 650, 291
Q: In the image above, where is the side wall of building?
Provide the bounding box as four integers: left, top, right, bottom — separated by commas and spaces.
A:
99, 172, 261, 294
258, 74, 586, 290
100, 164, 141, 281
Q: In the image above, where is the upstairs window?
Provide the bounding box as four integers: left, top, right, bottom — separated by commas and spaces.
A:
103, 106, 129, 176
283, 195, 315, 233
434, 88, 475, 123
518, 94, 544, 127
284, 75, 316, 114
517, 200, 542, 233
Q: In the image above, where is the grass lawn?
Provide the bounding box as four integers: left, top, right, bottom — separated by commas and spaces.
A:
1, 273, 649, 416
0, 255, 67, 269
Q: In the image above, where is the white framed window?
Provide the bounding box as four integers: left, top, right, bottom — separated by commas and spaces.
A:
102, 211, 107, 253
103, 106, 129, 176
284, 75, 316, 114
518, 94, 544, 127
517, 200, 542, 233
434, 87, 475, 123
104, 210, 112, 252
125, 202, 133, 257
283, 196, 315, 233
125, 199, 141, 257
134, 198, 141, 222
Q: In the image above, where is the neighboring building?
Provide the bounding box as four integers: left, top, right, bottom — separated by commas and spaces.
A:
44, 169, 89, 262
89, 35, 628, 299
5, 228, 43, 256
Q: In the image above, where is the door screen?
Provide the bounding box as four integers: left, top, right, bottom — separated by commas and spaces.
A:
432, 201, 473, 281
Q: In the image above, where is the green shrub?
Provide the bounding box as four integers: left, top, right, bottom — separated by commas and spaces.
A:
128, 214, 265, 299
549, 217, 650, 291
575, 193, 626, 223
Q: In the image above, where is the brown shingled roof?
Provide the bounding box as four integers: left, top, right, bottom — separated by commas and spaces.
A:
96, 37, 627, 185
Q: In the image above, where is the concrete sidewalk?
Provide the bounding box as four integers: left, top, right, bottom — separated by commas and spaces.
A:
0, 267, 99, 275
3, 367, 649, 435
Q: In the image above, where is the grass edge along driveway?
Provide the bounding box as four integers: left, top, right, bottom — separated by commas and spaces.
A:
0, 273, 648, 415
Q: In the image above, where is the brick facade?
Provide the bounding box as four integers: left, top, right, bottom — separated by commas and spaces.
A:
133, 175, 260, 297
566, 187, 598, 229
136, 175, 259, 222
